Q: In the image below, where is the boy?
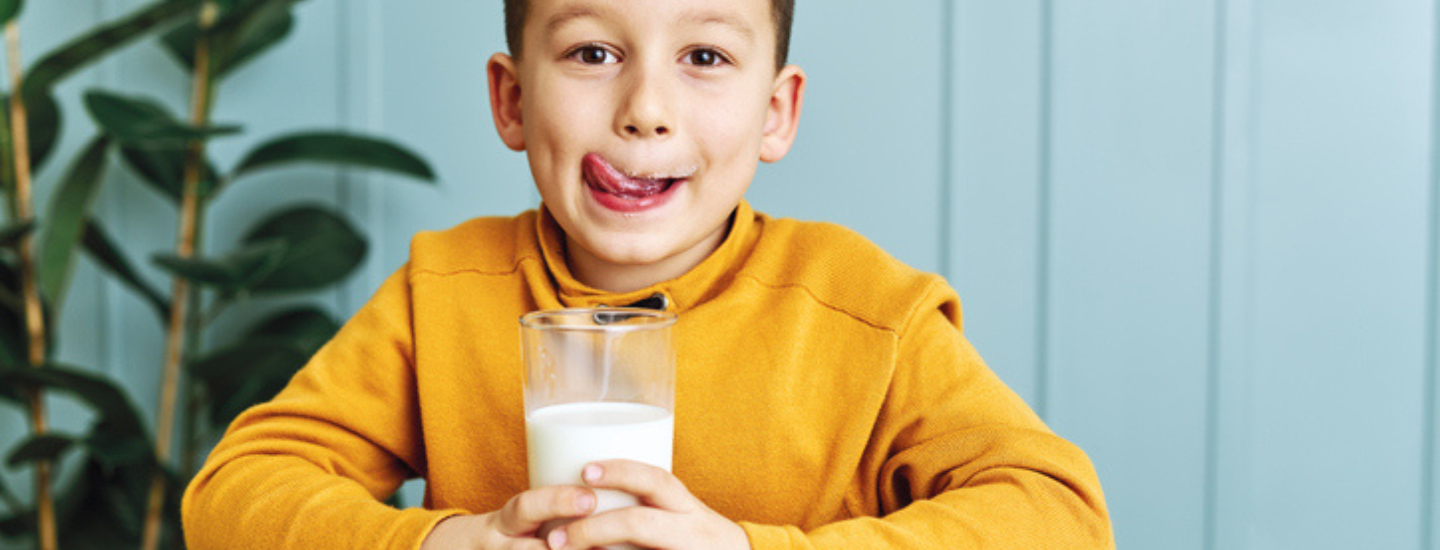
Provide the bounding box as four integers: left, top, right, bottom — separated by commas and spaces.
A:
182, 0, 1114, 548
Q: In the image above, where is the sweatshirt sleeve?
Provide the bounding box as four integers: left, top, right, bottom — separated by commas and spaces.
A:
737, 288, 1114, 549
182, 266, 466, 549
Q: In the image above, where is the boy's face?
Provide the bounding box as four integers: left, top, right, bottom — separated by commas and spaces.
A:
488, 0, 805, 290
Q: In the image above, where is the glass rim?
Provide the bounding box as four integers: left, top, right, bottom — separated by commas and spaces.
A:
518, 307, 677, 332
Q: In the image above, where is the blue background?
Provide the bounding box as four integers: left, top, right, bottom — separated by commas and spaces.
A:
2, 1, 1438, 549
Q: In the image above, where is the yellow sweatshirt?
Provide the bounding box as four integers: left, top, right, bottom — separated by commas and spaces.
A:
182, 202, 1113, 549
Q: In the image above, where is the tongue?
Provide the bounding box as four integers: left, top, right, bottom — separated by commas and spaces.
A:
582, 154, 670, 198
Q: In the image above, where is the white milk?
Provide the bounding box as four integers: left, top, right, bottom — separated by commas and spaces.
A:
526, 401, 674, 515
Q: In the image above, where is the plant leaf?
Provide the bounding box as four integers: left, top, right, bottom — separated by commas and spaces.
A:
0, 362, 21, 404
230, 132, 436, 184
22, 0, 195, 171
37, 136, 110, 309
24, 0, 195, 92
83, 90, 240, 148
243, 306, 339, 355
0, 219, 35, 249
0, 259, 29, 370
242, 205, 366, 293
80, 218, 170, 321
0, 508, 32, 537
188, 338, 308, 426
163, 1, 296, 79
83, 430, 151, 469
5, 433, 79, 467
152, 239, 286, 293
0, 365, 148, 437
117, 145, 219, 203
9, 89, 62, 174
49, 456, 185, 547
50, 458, 142, 547
0, 0, 22, 25
216, 7, 294, 75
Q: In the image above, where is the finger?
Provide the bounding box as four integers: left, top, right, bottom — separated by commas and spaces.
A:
550, 506, 677, 550
495, 485, 597, 536
583, 460, 695, 513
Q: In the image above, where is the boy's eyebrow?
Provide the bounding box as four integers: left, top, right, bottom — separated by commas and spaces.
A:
679, 10, 756, 41
543, 6, 755, 41
545, 5, 604, 34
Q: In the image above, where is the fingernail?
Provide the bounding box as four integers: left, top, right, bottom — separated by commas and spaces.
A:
583, 464, 602, 483
575, 492, 594, 513
548, 528, 567, 550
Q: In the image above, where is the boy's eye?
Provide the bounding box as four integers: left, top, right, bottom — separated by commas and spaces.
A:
685, 49, 726, 67
571, 46, 618, 65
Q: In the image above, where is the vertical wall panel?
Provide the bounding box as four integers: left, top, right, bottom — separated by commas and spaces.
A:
1245, 1, 1433, 548
369, 2, 534, 276
1428, 4, 1440, 548
1045, 1, 1218, 548
1429, 4, 1440, 537
1428, 0, 1440, 532
949, 0, 1045, 406
1211, 0, 1259, 548
339, 0, 382, 307
749, 2, 945, 273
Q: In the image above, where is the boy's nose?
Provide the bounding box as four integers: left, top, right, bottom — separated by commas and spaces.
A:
624, 123, 669, 137
617, 70, 673, 139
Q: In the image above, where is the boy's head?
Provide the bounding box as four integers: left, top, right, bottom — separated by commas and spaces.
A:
487, 0, 806, 293
504, 0, 795, 71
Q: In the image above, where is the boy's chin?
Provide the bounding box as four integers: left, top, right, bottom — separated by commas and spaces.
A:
580, 238, 681, 267
574, 233, 707, 270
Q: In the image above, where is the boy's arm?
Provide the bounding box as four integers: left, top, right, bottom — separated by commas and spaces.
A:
738, 293, 1115, 549
181, 266, 466, 549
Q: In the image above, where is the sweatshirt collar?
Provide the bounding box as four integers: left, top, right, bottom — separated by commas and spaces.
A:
535, 201, 760, 314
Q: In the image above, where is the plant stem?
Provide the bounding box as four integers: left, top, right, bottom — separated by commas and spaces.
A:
179, 370, 202, 479
141, 4, 218, 550
5, 20, 58, 550
179, 251, 214, 484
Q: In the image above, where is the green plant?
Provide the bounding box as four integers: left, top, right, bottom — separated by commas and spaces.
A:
0, 1, 436, 548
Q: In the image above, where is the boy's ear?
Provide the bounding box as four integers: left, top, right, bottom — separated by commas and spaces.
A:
488, 53, 526, 151
759, 65, 807, 163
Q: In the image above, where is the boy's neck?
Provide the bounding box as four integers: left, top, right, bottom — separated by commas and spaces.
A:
564, 221, 732, 294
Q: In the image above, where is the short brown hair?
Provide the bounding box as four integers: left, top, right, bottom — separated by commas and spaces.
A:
504, 0, 794, 69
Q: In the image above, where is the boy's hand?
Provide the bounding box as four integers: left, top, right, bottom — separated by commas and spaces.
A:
546, 460, 750, 550
420, 485, 597, 550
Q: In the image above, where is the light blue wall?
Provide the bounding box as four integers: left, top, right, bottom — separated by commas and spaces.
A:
2, 1, 1437, 549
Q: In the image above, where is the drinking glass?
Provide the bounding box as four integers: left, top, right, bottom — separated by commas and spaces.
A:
519, 308, 677, 542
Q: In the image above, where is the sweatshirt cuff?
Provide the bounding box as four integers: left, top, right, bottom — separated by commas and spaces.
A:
738, 522, 805, 550
403, 507, 469, 550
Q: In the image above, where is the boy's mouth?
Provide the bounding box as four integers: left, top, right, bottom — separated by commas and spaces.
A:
581, 153, 688, 213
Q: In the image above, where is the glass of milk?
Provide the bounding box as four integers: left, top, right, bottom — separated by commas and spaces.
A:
519, 308, 676, 543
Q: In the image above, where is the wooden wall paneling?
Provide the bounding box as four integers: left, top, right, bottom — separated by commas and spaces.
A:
369, 1, 536, 276
1045, 0, 1219, 548
748, 1, 946, 274
949, 0, 1046, 407
1210, 0, 1260, 548
1245, 1, 1433, 548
